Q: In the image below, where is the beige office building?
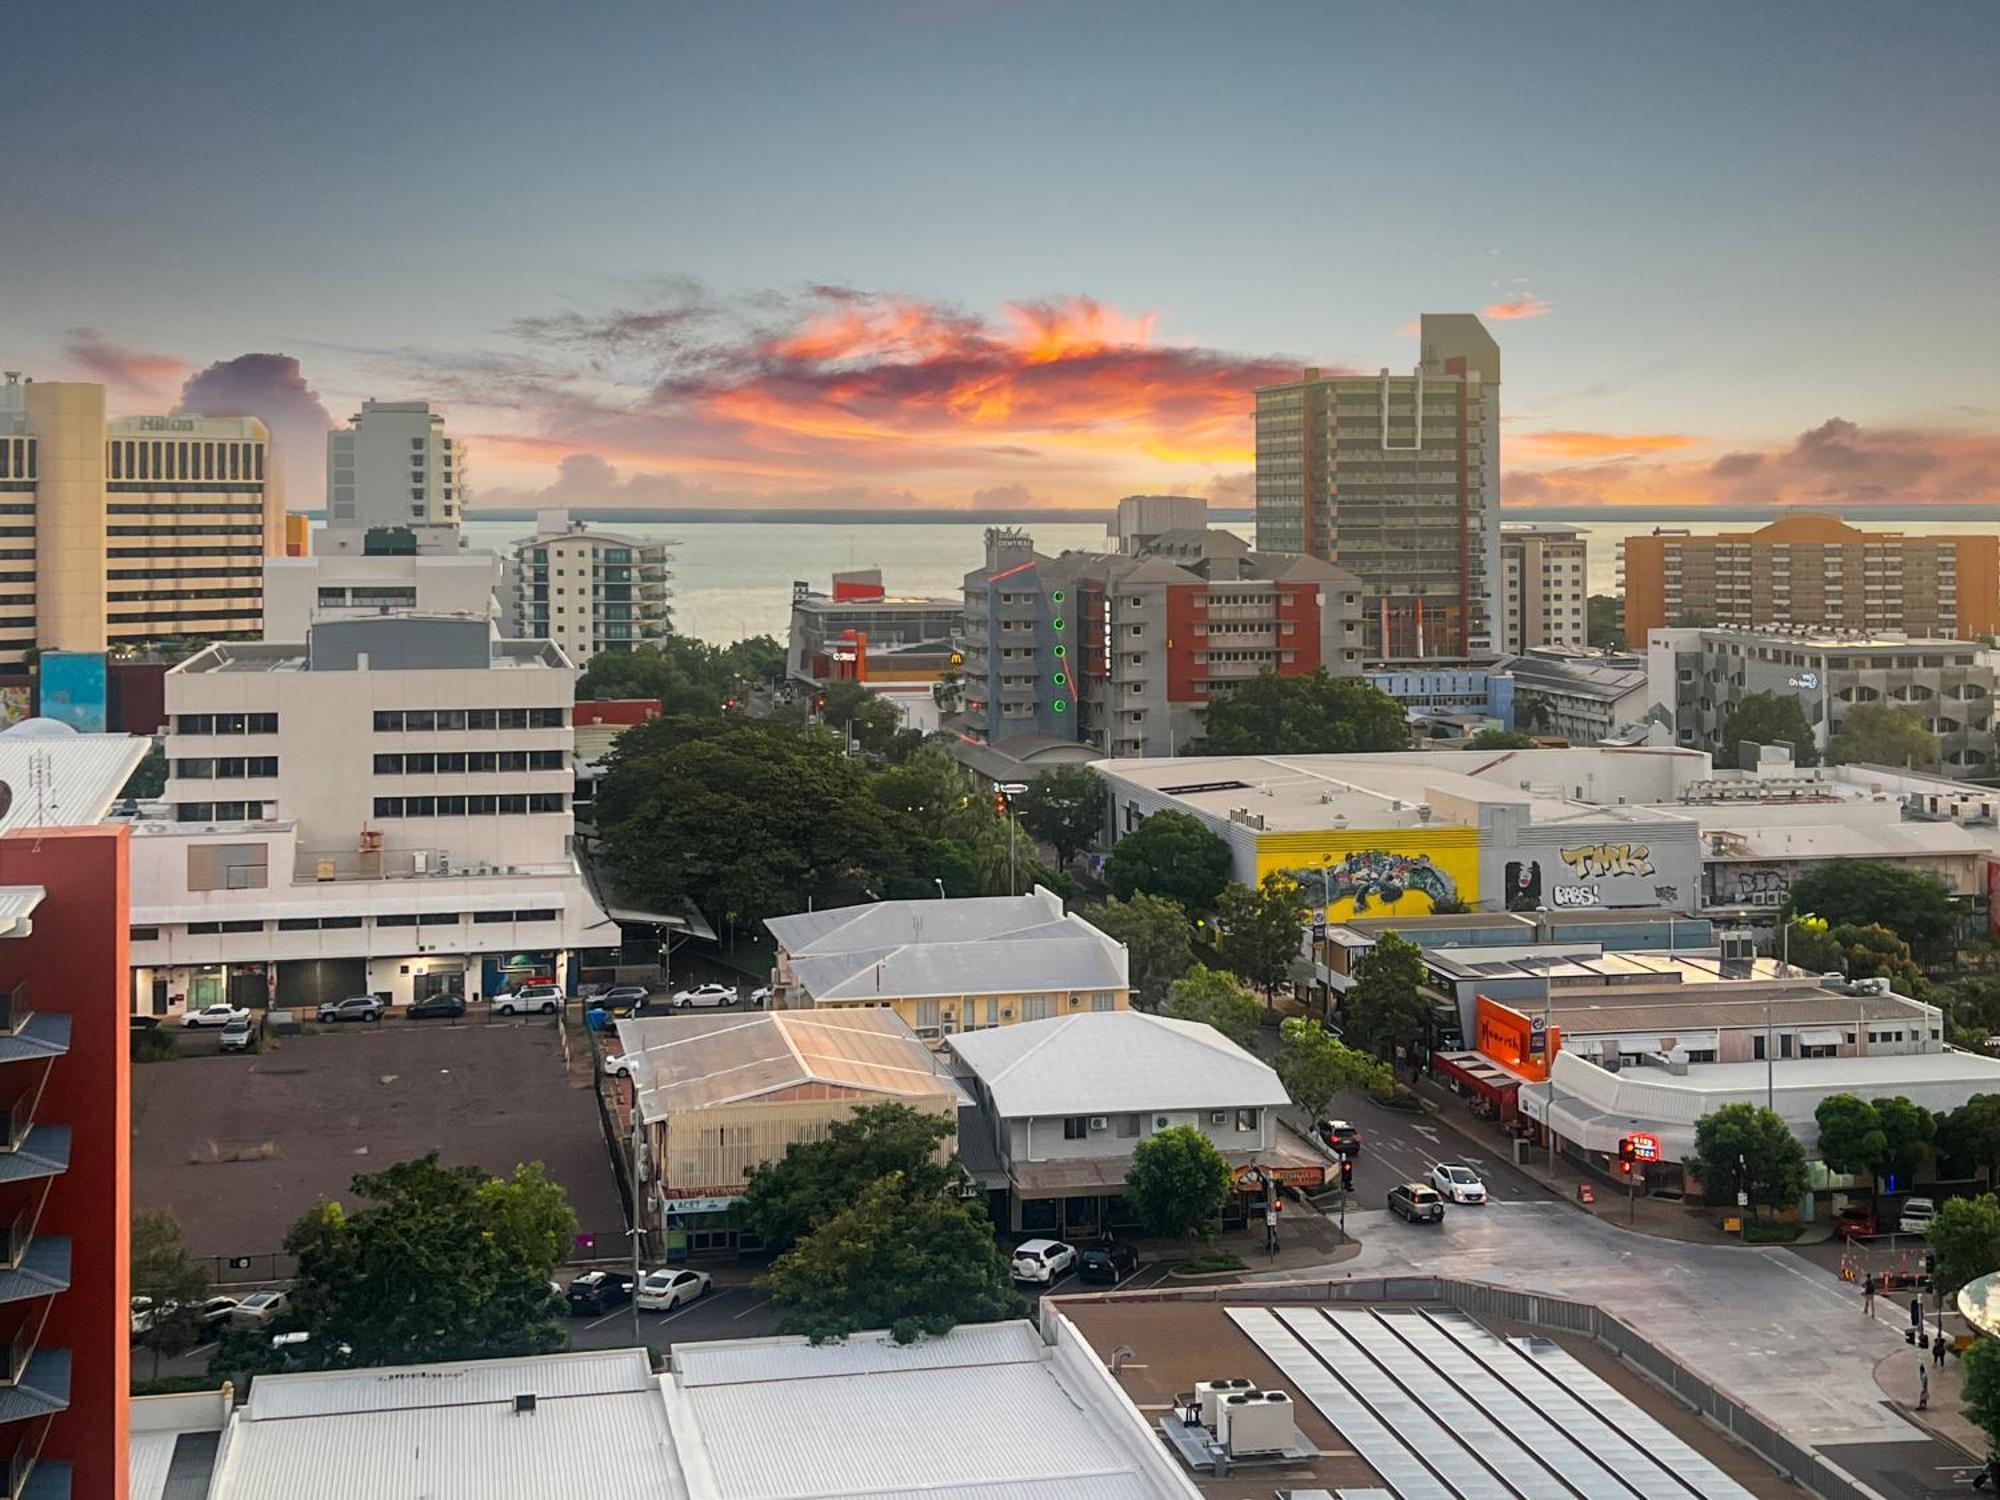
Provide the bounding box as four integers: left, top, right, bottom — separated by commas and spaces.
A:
0, 372, 285, 667
1500, 522, 1588, 652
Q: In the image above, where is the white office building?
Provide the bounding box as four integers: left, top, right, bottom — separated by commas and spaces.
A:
507, 509, 672, 666
128, 614, 614, 1015
262, 549, 501, 640
326, 400, 463, 531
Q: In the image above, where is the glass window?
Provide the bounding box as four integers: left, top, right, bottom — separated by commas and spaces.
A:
177, 759, 216, 778
498, 751, 528, 773
177, 714, 213, 735
529, 707, 565, 729
467, 752, 497, 772
405, 796, 436, 817
437, 795, 466, 816
436, 752, 466, 773
499, 794, 528, 815
404, 710, 436, 732
1235, 1109, 1258, 1132
468, 794, 497, 814
498, 708, 528, 730
465, 709, 497, 731
373, 711, 403, 732
373, 754, 402, 774
405, 753, 435, 774
528, 792, 563, 813
214, 713, 246, 735
376, 914, 418, 928
373, 797, 404, 817
435, 709, 466, 731
1062, 1116, 1090, 1140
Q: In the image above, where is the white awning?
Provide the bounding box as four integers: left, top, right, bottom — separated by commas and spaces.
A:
1800, 1028, 1845, 1047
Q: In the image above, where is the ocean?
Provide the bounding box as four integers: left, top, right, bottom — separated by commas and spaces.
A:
457, 516, 2000, 647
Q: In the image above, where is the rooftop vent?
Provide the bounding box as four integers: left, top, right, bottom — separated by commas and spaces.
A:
514, 1393, 537, 1415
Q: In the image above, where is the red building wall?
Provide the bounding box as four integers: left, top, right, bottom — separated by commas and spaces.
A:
1164, 584, 1202, 702
573, 699, 662, 727
1275, 585, 1324, 675
0, 827, 130, 1500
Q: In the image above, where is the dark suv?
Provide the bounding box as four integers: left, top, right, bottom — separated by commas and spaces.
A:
566, 1271, 636, 1315
1077, 1243, 1140, 1285
1388, 1182, 1446, 1224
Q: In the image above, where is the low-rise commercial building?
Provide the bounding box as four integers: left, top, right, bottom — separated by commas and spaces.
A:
786, 570, 961, 690
767, 887, 1129, 1038
1493, 646, 1653, 744
262, 547, 501, 640
1365, 667, 1516, 734
946, 1010, 1305, 1233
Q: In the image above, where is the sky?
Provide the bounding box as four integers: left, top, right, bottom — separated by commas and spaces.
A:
6, 0, 1998, 515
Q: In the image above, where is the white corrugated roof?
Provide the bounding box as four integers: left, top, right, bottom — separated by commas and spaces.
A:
128, 1431, 177, 1500
945, 1012, 1290, 1117
0, 728, 146, 833
0, 888, 42, 939
673, 1320, 1041, 1387
768, 889, 1066, 954
245, 1347, 653, 1419
791, 926, 1126, 1002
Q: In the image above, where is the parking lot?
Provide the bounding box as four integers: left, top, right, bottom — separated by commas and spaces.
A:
132, 1017, 626, 1263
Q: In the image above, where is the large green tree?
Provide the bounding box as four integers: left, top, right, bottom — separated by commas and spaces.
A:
1216, 873, 1308, 1000
1938, 1095, 2000, 1183
1102, 812, 1233, 912
1195, 668, 1411, 756
1813, 1094, 1886, 1182
132, 1210, 210, 1377
1163, 965, 1264, 1052
1083, 894, 1194, 1011
1930, 1194, 2000, 1294
1828, 702, 1939, 769
1687, 1104, 1809, 1219
762, 1172, 1024, 1344
1586, 595, 1625, 650
817, 680, 909, 759
1964, 1338, 2000, 1460
1273, 1017, 1392, 1121
1874, 1095, 1936, 1188
122, 744, 168, 800
577, 634, 783, 713
740, 1103, 957, 1256
1124, 1125, 1232, 1245
1465, 728, 1537, 750
1783, 861, 1960, 959
1720, 691, 1821, 768
1013, 766, 1107, 866
1345, 931, 1429, 1062
215, 1153, 575, 1374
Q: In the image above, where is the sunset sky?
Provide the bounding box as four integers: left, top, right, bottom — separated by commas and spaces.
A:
9, 1, 1998, 514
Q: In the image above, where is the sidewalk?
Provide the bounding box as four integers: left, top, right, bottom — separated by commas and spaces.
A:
1874, 1332, 1985, 1459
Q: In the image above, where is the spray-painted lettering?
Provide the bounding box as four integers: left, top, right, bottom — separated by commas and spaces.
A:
1558, 842, 1655, 881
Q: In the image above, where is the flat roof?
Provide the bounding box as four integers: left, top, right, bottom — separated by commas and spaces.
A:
0, 723, 148, 833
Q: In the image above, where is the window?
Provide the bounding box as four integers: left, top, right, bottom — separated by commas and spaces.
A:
218, 919, 263, 934
405, 753, 436, 774
405, 796, 436, 817
320, 916, 363, 930
1062, 1116, 1090, 1141
466, 709, 497, 730
1116, 1115, 1141, 1139
376, 914, 418, 928
1022, 995, 1052, 1022
1235, 1109, 1258, 1132
277, 918, 321, 931
498, 708, 528, 730
374, 754, 401, 774
374, 711, 403, 732
404, 710, 436, 731
436, 709, 466, 731
1091, 991, 1114, 1012
418, 911, 461, 925
515, 908, 557, 922
177, 758, 216, 779
129, 927, 160, 943
474, 910, 513, 925
374, 797, 404, 817
914, 999, 941, 1030
530, 707, 564, 728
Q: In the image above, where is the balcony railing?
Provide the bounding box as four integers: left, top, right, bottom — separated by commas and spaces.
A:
0, 987, 22, 1039
2, 1099, 28, 1156
1, 1204, 32, 1271
297, 848, 575, 882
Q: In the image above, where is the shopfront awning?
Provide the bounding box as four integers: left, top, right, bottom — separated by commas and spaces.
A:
1800, 1028, 1845, 1047
1434, 1051, 1527, 1103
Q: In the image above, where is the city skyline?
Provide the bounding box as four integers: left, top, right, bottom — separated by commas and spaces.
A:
10, 1, 1999, 516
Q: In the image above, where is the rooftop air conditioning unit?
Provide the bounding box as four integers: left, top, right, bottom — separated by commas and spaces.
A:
1195, 1379, 1255, 1431
1088, 1116, 1109, 1131
1225, 1389, 1295, 1457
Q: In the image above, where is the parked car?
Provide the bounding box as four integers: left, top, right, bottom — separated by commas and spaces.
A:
181, 1003, 249, 1029
130, 1014, 162, 1033
1076, 1243, 1139, 1285
602, 1050, 639, 1079
1388, 1182, 1447, 1224
218, 1016, 257, 1052
130, 1296, 157, 1337
230, 1290, 290, 1329
1900, 1197, 1938, 1236
407, 994, 466, 1020
494, 984, 565, 1016
1317, 1119, 1361, 1155
673, 983, 735, 1009
316, 996, 383, 1025
1428, 1163, 1487, 1204
1010, 1238, 1077, 1284
566, 1271, 636, 1315
1836, 1203, 1877, 1239
748, 986, 772, 1008
599, 985, 653, 1017
635, 1268, 711, 1311
198, 1295, 241, 1330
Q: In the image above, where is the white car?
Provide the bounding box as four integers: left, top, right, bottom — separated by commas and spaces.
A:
493, 984, 564, 1016
182, 1003, 249, 1028
1429, 1163, 1488, 1204
1010, 1238, 1076, 1284
1899, 1197, 1937, 1236
602, 1050, 639, 1079
748, 986, 772, 1008
673, 983, 735, 1009
636, 1268, 711, 1311
230, 1290, 290, 1329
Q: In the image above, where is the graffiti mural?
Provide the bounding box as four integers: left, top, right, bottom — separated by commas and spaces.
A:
1558, 842, 1655, 880
1280, 849, 1460, 918
1724, 868, 1792, 907
1504, 861, 1543, 912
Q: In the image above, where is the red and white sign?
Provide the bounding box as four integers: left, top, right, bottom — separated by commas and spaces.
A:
1625, 1132, 1661, 1163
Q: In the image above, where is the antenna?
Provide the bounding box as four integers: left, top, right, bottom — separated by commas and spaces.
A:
27, 749, 56, 827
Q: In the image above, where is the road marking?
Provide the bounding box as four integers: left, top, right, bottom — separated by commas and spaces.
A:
1412, 1124, 1440, 1141
583, 1306, 631, 1330
733, 1296, 770, 1320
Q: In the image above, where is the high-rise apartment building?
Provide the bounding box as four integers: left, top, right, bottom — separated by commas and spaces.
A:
507, 511, 672, 666
0, 373, 285, 668
1623, 514, 2000, 644
1254, 314, 1502, 661
326, 400, 462, 530
959, 498, 1364, 759
1500, 522, 1588, 653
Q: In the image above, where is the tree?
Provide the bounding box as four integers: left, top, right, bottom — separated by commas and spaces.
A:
762, 1172, 1024, 1344
1515, 693, 1552, 733
132, 1210, 209, 1378
1084, 894, 1194, 1011
1103, 812, 1233, 912
122, 744, 167, 800
1124, 1125, 1231, 1245
819, 680, 906, 758
1273, 1017, 1392, 1120
1196, 668, 1411, 756
1874, 1095, 1936, 1188
740, 1103, 956, 1256
1783, 916, 1845, 976
1013, 766, 1107, 866
1215, 873, 1308, 1000
1345, 931, 1428, 1062
1163, 965, 1264, 1052
577, 634, 783, 715
1586, 594, 1625, 650
1465, 728, 1536, 750
1965, 1337, 2000, 1460
1814, 1094, 1886, 1183
1783, 861, 1960, 959
1929, 1194, 2000, 1294
216, 1153, 575, 1374
1719, 691, 1819, 769
1687, 1103, 1809, 1219
1834, 923, 1927, 995
1829, 702, 1938, 769
1938, 1095, 2000, 1183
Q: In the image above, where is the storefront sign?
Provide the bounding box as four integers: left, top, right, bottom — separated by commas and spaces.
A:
662, 1194, 742, 1216
1475, 995, 1558, 1081
1625, 1132, 1661, 1163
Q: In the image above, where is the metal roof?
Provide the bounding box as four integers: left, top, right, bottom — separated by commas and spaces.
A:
0, 728, 147, 833
674, 1320, 1042, 1387
768, 889, 1068, 954
245, 1347, 654, 1419
0, 887, 42, 939
791, 927, 1127, 1002
946, 1012, 1290, 1117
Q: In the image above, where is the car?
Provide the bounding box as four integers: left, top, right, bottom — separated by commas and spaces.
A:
1076, 1243, 1140, 1285
566, 1271, 636, 1315
218, 1016, 257, 1052
602, 1049, 639, 1079
181, 1003, 249, 1029
1388, 1182, 1447, 1224
494, 984, 565, 1016
130, 1014, 162, 1033
130, 1295, 157, 1337
748, 986, 772, 1008
598, 985, 653, 1017
316, 996, 383, 1024
1428, 1163, 1487, 1204
1900, 1197, 1938, 1236
673, 983, 735, 1009
1010, 1238, 1077, 1284
1316, 1119, 1361, 1155
230, 1290, 290, 1329
407, 994, 466, 1020
1836, 1203, 1877, 1240
198, 1295, 241, 1331
635, 1268, 711, 1311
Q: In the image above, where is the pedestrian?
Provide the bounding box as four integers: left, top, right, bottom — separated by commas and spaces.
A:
1863, 1274, 1877, 1319
1919, 1357, 1930, 1411
1937, 1332, 1950, 1369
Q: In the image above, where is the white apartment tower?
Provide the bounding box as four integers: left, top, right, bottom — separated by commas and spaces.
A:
1500, 523, 1588, 652
327, 400, 463, 530
508, 510, 672, 667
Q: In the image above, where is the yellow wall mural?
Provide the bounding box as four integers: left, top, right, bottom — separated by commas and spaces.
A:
1255, 828, 1481, 924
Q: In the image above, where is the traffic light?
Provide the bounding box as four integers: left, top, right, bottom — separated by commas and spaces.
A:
1927, 1251, 1939, 1281
1618, 1137, 1636, 1165
1339, 1157, 1354, 1191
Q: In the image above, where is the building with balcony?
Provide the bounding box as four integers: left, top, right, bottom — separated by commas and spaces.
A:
1499, 522, 1587, 653
127, 614, 614, 1015
325, 399, 463, 531
506, 510, 672, 667
1492, 646, 1654, 744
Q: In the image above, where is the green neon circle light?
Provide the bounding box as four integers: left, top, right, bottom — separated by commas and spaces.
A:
1052, 698, 1068, 713
1051, 589, 1065, 604
1052, 643, 1066, 658
1052, 618, 1066, 632
1053, 671, 1068, 687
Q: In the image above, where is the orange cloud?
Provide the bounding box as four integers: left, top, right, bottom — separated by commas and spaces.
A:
1513, 429, 1701, 459
1482, 296, 1551, 321
64, 328, 189, 401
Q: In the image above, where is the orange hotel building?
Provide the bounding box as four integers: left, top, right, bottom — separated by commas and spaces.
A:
1623, 514, 2000, 644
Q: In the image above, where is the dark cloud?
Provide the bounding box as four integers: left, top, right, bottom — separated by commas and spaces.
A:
1708, 451, 1763, 479
177, 354, 334, 508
